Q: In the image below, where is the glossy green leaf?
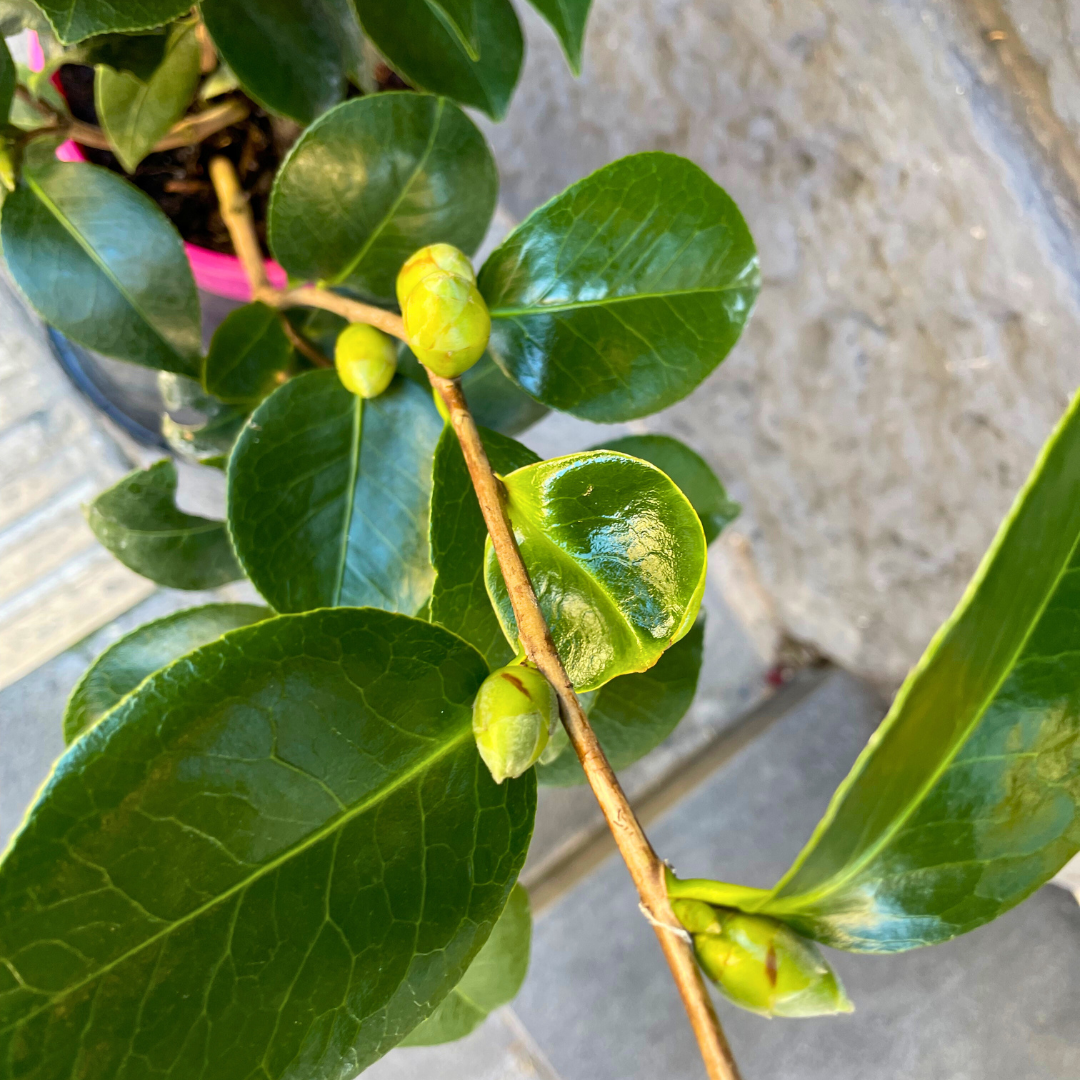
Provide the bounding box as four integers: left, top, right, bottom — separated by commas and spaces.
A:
430, 425, 540, 668
0, 36, 14, 123
228, 371, 442, 614
34, 0, 189, 43
0, 160, 201, 375
269, 93, 497, 304
284, 306, 347, 360
75, 30, 168, 80
201, 0, 362, 122
159, 372, 250, 467
86, 459, 244, 589
0, 607, 536, 1076
203, 302, 294, 405
537, 618, 704, 785
524, 0, 592, 74
399, 346, 549, 435
682, 388, 1080, 952
591, 435, 738, 546
94, 19, 201, 173
427, 0, 479, 59
479, 152, 759, 422
63, 602, 271, 744
486, 451, 708, 692
401, 882, 531, 1045
357, 0, 522, 120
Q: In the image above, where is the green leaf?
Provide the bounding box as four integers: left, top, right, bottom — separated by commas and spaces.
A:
426, 0, 479, 59
159, 371, 250, 466
0, 608, 536, 1076
228, 371, 442, 615
401, 882, 531, 1045
86, 459, 244, 589
486, 451, 708, 692
591, 435, 738, 546
94, 18, 201, 173
479, 152, 759, 422
0, 160, 201, 375
524, 0, 592, 74
0, 36, 15, 123
63, 602, 271, 744
34, 0, 189, 43
430, 425, 540, 668
75, 29, 168, 81
357, 0, 522, 120
399, 346, 549, 435
200, 0, 361, 122
203, 301, 294, 405
728, 388, 1080, 952
537, 618, 704, 785
269, 93, 497, 305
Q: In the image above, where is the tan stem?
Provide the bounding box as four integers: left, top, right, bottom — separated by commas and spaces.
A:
208, 157, 742, 1080
279, 316, 332, 369
428, 374, 742, 1080
61, 100, 250, 155
209, 155, 268, 292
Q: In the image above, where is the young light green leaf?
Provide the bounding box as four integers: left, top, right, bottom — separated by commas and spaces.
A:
63, 602, 272, 744
591, 435, 739, 546
228, 371, 442, 614
357, 0, 522, 120
201, 0, 361, 122
524, 0, 592, 74
401, 882, 532, 1046
33, 0, 189, 43
537, 618, 704, 785
0, 608, 536, 1076
202, 301, 293, 405
730, 387, 1080, 952
94, 18, 201, 173
0, 36, 15, 122
269, 94, 497, 304
86, 459, 244, 589
159, 371, 250, 466
430, 424, 540, 668
479, 152, 759, 422
485, 451, 708, 691
0, 160, 201, 375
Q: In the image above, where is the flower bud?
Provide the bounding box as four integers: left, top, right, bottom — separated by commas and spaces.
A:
402, 270, 490, 379
396, 243, 476, 310
671, 901, 852, 1018
334, 323, 397, 398
473, 661, 558, 783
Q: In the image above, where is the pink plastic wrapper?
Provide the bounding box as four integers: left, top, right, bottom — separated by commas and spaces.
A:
29, 33, 288, 301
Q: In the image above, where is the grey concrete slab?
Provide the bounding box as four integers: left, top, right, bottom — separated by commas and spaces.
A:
513, 670, 1080, 1080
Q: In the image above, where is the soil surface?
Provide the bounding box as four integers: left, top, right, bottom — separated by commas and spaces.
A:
57, 63, 409, 256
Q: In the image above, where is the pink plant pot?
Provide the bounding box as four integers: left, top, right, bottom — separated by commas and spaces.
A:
30, 33, 287, 302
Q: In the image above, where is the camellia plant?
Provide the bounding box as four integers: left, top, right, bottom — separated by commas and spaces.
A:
2, 4, 1080, 1080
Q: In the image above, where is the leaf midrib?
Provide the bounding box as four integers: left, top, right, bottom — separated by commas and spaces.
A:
1, 720, 474, 1035
489, 280, 755, 318
768, 522, 1080, 917
327, 96, 446, 287
24, 171, 186, 363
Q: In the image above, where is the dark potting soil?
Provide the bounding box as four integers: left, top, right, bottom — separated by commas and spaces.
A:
57, 62, 410, 257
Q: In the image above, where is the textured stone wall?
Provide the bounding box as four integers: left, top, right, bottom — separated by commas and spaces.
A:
483, 0, 1080, 686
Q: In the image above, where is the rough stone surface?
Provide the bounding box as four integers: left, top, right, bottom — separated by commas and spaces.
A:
483, 0, 1080, 687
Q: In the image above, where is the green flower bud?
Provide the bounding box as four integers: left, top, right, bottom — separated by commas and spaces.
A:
402, 270, 490, 379
334, 323, 397, 398
671, 901, 852, 1018
396, 243, 476, 310
473, 661, 558, 783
